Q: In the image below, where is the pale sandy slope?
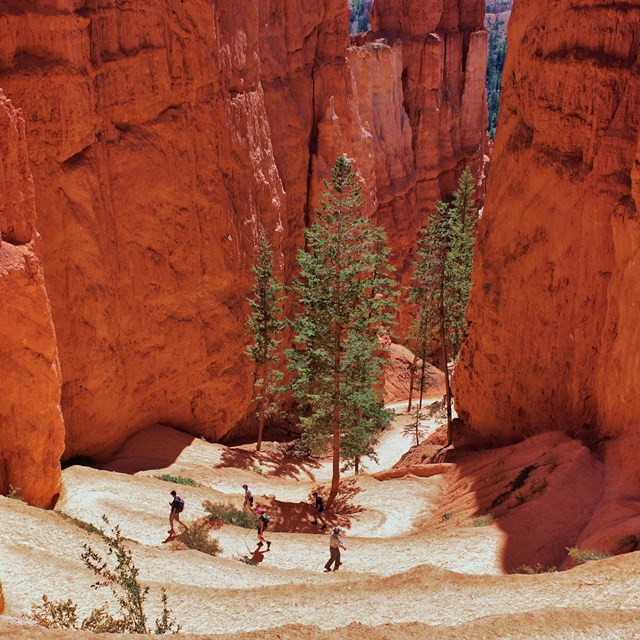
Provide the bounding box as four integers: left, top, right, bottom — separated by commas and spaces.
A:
1, 406, 640, 638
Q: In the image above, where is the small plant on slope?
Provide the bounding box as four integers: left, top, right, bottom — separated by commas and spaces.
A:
515, 563, 557, 575
180, 522, 222, 556
30, 515, 181, 634
155, 474, 200, 487
472, 513, 494, 527
567, 547, 611, 565
203, 501, 254, 529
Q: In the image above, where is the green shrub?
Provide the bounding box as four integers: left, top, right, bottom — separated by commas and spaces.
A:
203, 501, 254, 528
155, 474, 200, 487
515, 563, 556, 574
250, 465, 266, 476
567, 547, 611, 565
472, 514, 494, 527
180, 522, 222, 556
56, 511, 101, 535
30, 516, 181, 635
441, 512, 453, 521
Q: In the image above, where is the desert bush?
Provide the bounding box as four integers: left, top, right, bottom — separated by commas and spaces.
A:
30, 516, 181, 635
515, 563, 556, 575
180, 522, 222, 556
250, 465, 267, 476
155, 474, 200, 487
567, 547, 611, 565
56, 511, 101, 535
472, 514, 494, 527
6, 484, 25, 502
441, 512, 453, 521
30, 596, 79, 629
203, 501, 254, 528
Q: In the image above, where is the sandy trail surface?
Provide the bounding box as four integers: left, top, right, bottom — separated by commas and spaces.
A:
1, 407, 640, 638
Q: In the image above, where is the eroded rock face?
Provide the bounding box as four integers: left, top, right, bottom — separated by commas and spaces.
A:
456, 0, 640, 549
0, 0, 487, 462
0, 91, 64, 507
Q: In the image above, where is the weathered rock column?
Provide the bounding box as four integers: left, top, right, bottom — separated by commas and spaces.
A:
0, 91, 64, 507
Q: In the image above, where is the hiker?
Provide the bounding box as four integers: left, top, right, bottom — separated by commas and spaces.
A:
255, 508, 271, 550
242, 484, 254, 511
311, 491, 327, 529
169, 490, 186, 535
324, 526, 346, 572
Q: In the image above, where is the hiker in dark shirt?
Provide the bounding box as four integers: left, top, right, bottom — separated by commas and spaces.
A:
255, 508, 271, 550
311, 491, 327, 530
169, 490, 187, 535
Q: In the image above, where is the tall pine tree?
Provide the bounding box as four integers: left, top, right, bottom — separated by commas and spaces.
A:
411, 166, 477, 446
287, 156, 396, 508
246, 230, 286, 451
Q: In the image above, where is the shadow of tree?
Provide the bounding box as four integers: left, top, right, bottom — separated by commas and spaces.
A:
215, 446, 323, 482
253, 479, 365, 534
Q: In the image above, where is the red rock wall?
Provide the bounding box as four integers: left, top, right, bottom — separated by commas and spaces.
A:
0, 0, 487, 463
455, 0, 640, 547
0, 91, 64, 507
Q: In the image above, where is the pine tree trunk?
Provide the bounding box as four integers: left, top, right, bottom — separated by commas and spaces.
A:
256, 363, 268, 451
439, 276, 453, 447
256, 400, 266, 452
327, 334, 342, 510
440, 322, 453, 447
418, 349, 426, 411
407, 353, 418, 412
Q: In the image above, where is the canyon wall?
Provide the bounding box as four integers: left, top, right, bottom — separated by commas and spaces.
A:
0, 0, 487, 492
0, 91, 64, 507
455, 0, 640, 546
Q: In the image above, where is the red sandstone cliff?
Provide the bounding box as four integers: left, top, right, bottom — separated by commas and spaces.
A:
456, 0, 640, 548
0, 91, 64, 507
0, 0, 486, 489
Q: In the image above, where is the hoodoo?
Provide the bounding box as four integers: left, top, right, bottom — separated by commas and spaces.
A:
0, 91, 64, 507
0, 0, 487, 480
456, 0, 640, 549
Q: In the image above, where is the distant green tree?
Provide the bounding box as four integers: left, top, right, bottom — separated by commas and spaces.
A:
287, 156, 396, 507
411, 167, 477, 446
486, 14, 508, 139
246, 230, 286, 451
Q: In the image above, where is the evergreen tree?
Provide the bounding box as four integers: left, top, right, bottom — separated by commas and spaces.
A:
246, 230, 286, 451
287, 156, 396, 508
486, 14, 508, 139
411, 167, 477, 446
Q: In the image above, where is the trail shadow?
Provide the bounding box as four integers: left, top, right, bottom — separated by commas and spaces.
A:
221, 420, 303, 447
434, 432, 605, 573
255, 480, 364, 533
99, 425, 196, 473
215, 446, 322, 482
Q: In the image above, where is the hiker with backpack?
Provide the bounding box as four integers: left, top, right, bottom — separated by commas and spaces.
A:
169, 490, 187, 535
255, 508, 271, 550
311, 491, 327, 530
324, 526, 346, 572
242, 484, 254, 511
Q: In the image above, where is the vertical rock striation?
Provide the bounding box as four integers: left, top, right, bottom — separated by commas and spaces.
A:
0, 0, 487, 468
456, 0, 640, 547
0, 91, 64, 507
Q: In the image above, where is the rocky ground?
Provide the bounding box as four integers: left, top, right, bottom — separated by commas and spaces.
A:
1, 403, 639, 639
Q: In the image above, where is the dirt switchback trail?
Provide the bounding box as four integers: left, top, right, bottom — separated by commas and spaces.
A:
1, 406, 639, 637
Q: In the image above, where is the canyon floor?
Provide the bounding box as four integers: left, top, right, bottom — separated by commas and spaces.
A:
1, 403, 640, 639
